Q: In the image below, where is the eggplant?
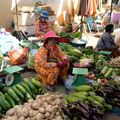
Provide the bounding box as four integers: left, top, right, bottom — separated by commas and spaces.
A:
92, 108, 103, 116
75, 104, 90, 119
91, 115, 102, 120
95, 90, 106, 97
61, 106, 73, 120
114, 103, 120, 108
77, 100, 89, 111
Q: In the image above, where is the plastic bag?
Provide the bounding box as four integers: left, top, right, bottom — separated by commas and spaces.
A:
8, 48, 29, 65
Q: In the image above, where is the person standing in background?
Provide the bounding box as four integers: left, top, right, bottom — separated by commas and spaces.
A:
35, 10, 51, 40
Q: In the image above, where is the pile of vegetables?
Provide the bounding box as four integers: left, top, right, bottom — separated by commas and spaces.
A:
95, 81, 120, 110
62, 100, 104, 120
2, 93, 64, 120
59, 43, 82, 65
109, 56, 120, 66
57, 32, 82, 39
62, 85, 112, 119
0, 78, 44, 117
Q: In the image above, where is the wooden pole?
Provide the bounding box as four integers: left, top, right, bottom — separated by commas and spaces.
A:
109, 0, 113, 23
15, 0, 19, 30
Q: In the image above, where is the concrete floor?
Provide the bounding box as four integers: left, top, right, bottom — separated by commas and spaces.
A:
21, 71, 120, 120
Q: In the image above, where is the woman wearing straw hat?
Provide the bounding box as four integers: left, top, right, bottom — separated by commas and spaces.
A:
35, 10, 51, 39
35, 31, 69, 92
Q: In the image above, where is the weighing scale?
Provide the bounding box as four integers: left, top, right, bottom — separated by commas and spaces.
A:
72, 67, 88, 86
1, 66, 23, 86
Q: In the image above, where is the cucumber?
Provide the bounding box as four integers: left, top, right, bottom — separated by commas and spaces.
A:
73, 92, 88, 97
92, 95, 105, 104
25, 93, 33, 100
87, 96, 104, 109
16, 84, 27, 95
105, 104, 112, 111
7, 88, 20, 102
23, 78, 37, 93
0, 96, 7, 110
65, 95, 77, 103
21, 83, 33, 97
12, 86, 24, 99
73, 94, 87, 100
101, 66, 109, 74
31, 78, 41, 88
104, 68, 113, 78
4, 93, 16, 107
74, 85, 93, 92
88, 91, 96, 96
0, 92, 11, 109
2, 97, 11, 109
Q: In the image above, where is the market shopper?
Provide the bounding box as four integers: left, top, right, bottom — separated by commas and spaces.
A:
96, 24, 120, 58
35, 10, 51, 39
35, 30, 69, 92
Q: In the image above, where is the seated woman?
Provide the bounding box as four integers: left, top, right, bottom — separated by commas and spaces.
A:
35, 31, 69, 92
96, 24, 120, 58
35, 10, 51, 39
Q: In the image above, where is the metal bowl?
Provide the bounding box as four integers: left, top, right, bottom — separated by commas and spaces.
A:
70, 39, 87, 48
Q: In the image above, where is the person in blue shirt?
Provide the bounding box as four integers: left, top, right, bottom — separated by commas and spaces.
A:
97, 24, 120, 57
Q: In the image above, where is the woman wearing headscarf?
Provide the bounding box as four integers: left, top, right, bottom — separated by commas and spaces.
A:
35, 31, 69, 92
35, 10, 51, 39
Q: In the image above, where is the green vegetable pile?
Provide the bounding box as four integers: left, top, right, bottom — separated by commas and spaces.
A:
57, 32, 82, 39
0, 78, 44, 117
62, 85, 112, 120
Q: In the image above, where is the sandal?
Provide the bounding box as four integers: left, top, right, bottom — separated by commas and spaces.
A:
46, 84, 57, 92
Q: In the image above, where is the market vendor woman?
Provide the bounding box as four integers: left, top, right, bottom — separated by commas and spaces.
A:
96, 24, 120, 58
35, 10, 51, 39
35, 31, 69, 92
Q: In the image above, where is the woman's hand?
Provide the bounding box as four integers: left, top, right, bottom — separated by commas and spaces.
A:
57, 62, 64, 69
63, 59, 69, 67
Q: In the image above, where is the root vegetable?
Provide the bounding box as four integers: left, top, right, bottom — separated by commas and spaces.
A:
6, 108, 15, 116
55, 116, 63, 120
45, 112, 50, 118
55, 99, 61, 105
49, 112, 55, 119
46, 107, 54, 113
36, 95, 42, 100
25, 118, 30, 120
39, 107, 46, 114
29, 110, 38, 117
32, 102, 40, 110
41, 97, 46, 102
56, 112, 60, 116
28, 99, 34, 103
20, 108, 29, 118
46, 96, 52, 101
36, 113, 44, 120
44, 93, 51, 97
19, 116, 25, 120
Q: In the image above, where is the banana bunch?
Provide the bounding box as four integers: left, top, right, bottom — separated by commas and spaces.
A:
0, 78, 44, 117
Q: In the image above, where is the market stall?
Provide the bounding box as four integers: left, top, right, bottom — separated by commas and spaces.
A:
0, 0, 120, 120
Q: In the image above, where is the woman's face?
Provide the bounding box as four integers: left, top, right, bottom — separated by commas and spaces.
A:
48, 38, 57, 46
40, 17, 48, 22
